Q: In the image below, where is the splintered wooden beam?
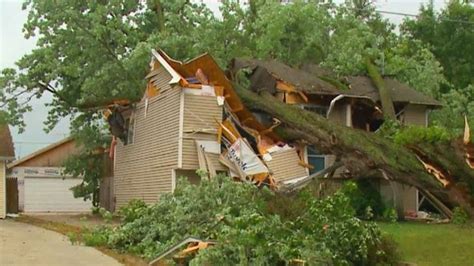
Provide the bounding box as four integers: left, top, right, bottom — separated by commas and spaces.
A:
464, 116, 474, 169
415, 155, 450, 187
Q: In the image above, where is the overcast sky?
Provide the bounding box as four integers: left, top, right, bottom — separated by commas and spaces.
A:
1, 0, 447, 158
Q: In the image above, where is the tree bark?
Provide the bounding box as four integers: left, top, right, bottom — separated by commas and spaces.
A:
365, 58, 396, 120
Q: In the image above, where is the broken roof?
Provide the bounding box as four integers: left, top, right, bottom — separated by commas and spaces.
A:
345, 76, 442, 107
231, 58, 441, 108
0, 124, 15, 160
230, 58, 341, 96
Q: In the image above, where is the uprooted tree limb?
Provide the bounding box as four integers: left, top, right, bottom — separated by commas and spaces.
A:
233, 82, 474, 218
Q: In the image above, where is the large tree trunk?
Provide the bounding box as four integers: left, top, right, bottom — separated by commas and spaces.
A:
233, 83, 474, 217
365, 59, 396, 120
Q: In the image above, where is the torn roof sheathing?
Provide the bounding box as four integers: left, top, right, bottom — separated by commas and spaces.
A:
156, 50, 278, 140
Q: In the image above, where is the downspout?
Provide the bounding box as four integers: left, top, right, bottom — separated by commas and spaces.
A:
326, 94, 345, 119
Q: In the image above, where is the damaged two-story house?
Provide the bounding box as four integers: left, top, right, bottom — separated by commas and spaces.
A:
109, 49, 441, 216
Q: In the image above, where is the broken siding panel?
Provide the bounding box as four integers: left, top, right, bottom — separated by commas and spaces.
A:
151, 66, 173, 93
181, 137, 227, 171
183, 94, 222, 133
114, 87, 181, 208
181, 133, 217, 169
403, 104, 427, 126
266, 149, 307, 182
181, 94, 225, 171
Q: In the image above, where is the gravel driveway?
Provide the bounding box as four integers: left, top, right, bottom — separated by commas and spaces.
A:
0, 219, 122, 266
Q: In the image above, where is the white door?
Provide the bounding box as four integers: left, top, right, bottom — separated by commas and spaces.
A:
24, 177, 92, 212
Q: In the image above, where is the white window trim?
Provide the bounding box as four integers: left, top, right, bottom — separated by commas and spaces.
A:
306, 146, 326, 174
125, 113, 136, 145
177, 91, 185, 168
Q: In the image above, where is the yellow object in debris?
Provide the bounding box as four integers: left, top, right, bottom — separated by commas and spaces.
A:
103, 109, 112, 120
464, 115, 470, 145
145, 83, 159, 98
219, 119, 241, 143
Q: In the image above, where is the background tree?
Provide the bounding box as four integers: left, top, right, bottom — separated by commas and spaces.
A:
401, 0, 474, 131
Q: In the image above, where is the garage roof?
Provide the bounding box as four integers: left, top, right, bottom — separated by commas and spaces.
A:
7, 137, 74, 168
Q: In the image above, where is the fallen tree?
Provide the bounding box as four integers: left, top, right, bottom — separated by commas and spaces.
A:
233, 82, 474, 218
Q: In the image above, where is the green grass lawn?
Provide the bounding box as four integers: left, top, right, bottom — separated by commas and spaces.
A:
378, 222, 474, 266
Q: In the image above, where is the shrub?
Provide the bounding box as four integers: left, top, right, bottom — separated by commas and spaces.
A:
83, 227, 111, 247
452, 207, 470, 225
92, 175, 397, 265
382, 208, 398, 223
341, 180, 386, 219
67, 232, 80, 245
97, 207, 113, 223
119, 199, 148, 223
393, 125, 451, 145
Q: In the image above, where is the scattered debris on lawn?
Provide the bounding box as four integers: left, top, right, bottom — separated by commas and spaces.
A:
148, 237, 216, 266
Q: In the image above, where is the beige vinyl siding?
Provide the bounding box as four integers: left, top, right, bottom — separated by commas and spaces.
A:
266, 149, 307, 183
183, 93, 222, 133
181, 94, 226, 171
327, 103, 347, 125
151, 66, 173, 93
379, 180, 418, 213
114, 87, 181, 208
403, 104, 427, 126
398, 104, 426, 214
0, 162, 5, 218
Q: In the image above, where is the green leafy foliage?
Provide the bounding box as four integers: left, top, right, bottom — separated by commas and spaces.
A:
1, 0, 457, 131
90, 175, 398, 265
401, 1, 474, 131
393, 126, 452, 145
118, 199, 148, 223
341, 181, 386, 220
382, 208, 398, 223
83, 227, 112, 247
401, 1, 474, 90
452, 207, 470, 225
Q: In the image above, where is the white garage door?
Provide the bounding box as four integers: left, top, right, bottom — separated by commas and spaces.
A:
24, 177, 92, 212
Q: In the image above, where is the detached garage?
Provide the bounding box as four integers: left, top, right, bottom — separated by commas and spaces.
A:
7, 137, 92, 213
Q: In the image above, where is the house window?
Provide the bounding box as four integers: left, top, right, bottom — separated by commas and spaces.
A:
124, 116, 135, 145
307, 146, 325, 175
302, 104, 328, 117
